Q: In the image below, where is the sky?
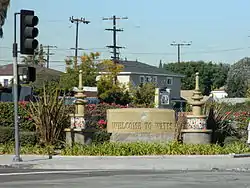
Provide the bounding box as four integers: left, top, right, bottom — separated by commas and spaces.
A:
1, 0, 250, 72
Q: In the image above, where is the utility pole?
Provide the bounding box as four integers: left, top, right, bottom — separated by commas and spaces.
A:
170, 41, 192, 63
69, 16, 90, 70
44, 45, 57, 68
103, 15, 128, 63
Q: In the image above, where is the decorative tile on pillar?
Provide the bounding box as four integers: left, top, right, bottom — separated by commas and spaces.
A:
186, 117, 207, 129
71, 116, 85, 129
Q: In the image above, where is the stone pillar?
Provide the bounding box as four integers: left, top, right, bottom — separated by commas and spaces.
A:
154, 88, 160, 108
181, 72, 212, 144
64, 70, 95, 146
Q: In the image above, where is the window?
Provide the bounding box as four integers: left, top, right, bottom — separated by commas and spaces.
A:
146, 76, 152, 82
152, 76, 157, 83
3, 79, 8, 87
166, 77, 173, 85
139, 76, 145, 84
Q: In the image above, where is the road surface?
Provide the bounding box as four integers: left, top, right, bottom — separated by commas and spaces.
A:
0, 168, 250, 188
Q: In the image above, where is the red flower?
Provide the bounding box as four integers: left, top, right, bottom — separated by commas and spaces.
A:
98, 119, 107, 125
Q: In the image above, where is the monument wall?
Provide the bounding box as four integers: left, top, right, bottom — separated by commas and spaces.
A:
107, 108, 177, 142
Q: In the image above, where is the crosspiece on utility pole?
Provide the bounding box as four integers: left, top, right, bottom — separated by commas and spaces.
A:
170, 41, 192, 63
103, 15, 128, 62
44, 45, 57, 68
69, 16, 90, 70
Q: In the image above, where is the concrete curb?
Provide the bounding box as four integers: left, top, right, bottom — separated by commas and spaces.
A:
231, 153, 250, 158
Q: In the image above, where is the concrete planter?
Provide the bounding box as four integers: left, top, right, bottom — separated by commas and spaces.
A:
64, 127, 98, 146
181, 129, 212, 144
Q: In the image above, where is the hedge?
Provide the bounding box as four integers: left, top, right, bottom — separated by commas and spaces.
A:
1, 141, 250, 155
0, 102, 129, 132
1, 101, 249, 146
0, 102, 35, 131
0, 127, 37, 146
0, 102, 127, 145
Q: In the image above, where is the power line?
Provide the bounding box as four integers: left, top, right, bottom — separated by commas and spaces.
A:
103, 15, 128, 62
69, 16, 90, 69
43, 45, 57, 68
170, 41, 192, 63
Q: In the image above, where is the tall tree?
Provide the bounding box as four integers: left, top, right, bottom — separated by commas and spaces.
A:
164, 61, 230, 95
60, 52, 100, 91
97, 60, 132, 105
0, 0, 10, 38
226, 57, 250, 97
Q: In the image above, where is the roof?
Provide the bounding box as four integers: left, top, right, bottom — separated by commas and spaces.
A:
181, 90, 212, 103
216, 98, 249, 104
0, 64, 12, 76
99, 60, 184, 77
0, 64, 62, 76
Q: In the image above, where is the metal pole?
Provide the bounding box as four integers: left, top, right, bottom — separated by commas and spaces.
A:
113, 15, 117, 61
47, 47, 49, 68
13, 12, 22, 162
75, 21, 79, 69
177, 44, 180, 63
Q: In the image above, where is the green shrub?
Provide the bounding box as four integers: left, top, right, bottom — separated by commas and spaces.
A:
20, 132, 38, 146
0, 127, 14, 143
1, 141, 249, 156
60, 142, 250, 156
0, 102, 35, 131
92, 131, 111, 144
0, 143, 48, 155
0, 127, 37, 146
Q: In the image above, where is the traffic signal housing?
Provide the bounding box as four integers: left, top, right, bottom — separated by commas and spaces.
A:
18, 65, 36, 83
20, 9, 39, 55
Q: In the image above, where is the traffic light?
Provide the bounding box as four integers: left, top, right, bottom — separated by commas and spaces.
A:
20, 9, 39, 55
18, 65, 36, 83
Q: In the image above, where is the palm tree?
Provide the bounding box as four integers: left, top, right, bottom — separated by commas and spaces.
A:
0, 0, 10, 38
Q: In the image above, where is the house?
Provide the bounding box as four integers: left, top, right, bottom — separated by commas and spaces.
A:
0, 63, 63, 87
181, 90, 212, 104
97, 59, 185, 109
210, 86, 228, 101
0, 64, 63, 101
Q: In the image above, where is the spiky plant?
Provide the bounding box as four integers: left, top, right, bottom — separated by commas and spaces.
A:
0, 0, 10, 38
202, 101, 238, 145
29, 83, 69, 158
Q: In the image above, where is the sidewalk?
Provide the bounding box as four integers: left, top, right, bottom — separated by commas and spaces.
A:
1, 154, 250, 171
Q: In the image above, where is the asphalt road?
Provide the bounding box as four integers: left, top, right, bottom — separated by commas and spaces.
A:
0, 168, 250, 188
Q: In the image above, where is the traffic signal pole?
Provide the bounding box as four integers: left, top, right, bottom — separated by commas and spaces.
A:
12, 9, 39, 162
13, 12, 22, 162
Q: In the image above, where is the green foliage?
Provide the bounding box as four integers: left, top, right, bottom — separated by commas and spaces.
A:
1, 142, 249, 155
0, 102, 35, 131
0, 127, 37, 146
0, 143, 50, 155
164, 61, 229, 95
28, 83, 70, 149
97, 60, 132, 105
129, 83, 156, 107
60, 141, 250, 156
0, 127, 13, 144
203, 101, 250, 145
246, 88, 250, 98
226, 57, 250, 97
60, 52, 100, 90
0, 0, 11, 38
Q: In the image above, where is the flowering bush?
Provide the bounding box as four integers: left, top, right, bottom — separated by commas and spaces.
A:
0, 101, 35, 131
228, 111, 250, 124
85, 102, 127, 129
